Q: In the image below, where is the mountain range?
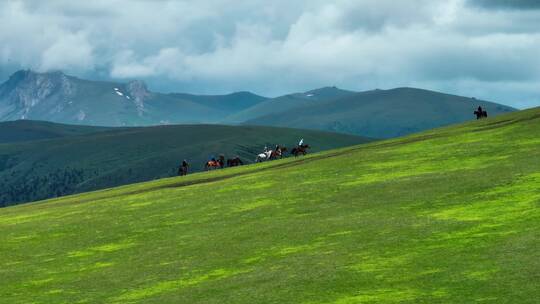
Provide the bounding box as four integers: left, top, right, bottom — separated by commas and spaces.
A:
0, 70, 517, 138
0, 70, 267, 126
241, 87, 517, 138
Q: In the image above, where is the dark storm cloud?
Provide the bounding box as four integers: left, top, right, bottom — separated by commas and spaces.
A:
0, 0, 539, 108
469, 0, 540, 10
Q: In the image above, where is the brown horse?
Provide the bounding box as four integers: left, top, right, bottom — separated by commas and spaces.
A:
227, 157, 244, 167
269, 146, 287, 160
204, 160, 222, 170
205, 155, 225, 170
291, 144, 310, 157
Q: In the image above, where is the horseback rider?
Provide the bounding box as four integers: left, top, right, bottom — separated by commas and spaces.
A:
218, 155, 225, 168
474, 106, 487, 120
292, 138, 309, 157
178, 159, 189, 176
263, 145, 272, 158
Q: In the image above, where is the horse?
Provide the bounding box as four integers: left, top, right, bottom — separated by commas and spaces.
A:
474, 107, 488, 119
178, 160, 189, 176
255, 150, 273, 162
256, 146, 286, 162
205, 155, 225, 170
178, 166, 188, 176
227, 157, 244, 167
204, 160, 222, 170
272, 146, 287, 159
291, 144, 310, 157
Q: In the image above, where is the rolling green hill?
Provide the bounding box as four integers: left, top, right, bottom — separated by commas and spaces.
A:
242, 87, 516, 138
0, 121, 368, 207
0, 120, 114, 144
223, 86, 356, 123
1, 107, 538, 303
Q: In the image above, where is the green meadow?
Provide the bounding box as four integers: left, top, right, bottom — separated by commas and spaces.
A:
1, 108, 539, 303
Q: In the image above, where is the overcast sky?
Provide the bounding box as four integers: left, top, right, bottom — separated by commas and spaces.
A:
1, 0, 540, 108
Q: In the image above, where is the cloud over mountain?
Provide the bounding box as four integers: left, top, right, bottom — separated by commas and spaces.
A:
1, 0, 540, 108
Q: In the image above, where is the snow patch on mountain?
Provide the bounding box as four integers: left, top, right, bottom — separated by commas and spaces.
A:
76, 110, 86, 121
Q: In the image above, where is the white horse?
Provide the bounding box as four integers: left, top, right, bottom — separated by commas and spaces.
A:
255, 150, 273, 162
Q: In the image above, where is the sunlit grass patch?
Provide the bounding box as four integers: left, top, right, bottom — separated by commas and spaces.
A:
68, 241, 135, 258
0, 210, 52, 226
328, 288, 422, 304
235, 199, 275, 212
112, 268, 251, 302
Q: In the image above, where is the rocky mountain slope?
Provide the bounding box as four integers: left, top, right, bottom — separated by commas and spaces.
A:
0, 70, 267, 126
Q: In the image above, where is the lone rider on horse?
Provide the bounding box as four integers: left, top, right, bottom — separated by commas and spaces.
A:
474, 106, 488, 119
178, 159, 189, 176
291, 138, 310, 157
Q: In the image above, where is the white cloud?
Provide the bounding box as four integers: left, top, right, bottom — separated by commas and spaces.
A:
39, 31, 94, 71
1, 0, 540, 107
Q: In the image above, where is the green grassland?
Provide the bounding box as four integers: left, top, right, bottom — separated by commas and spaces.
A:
1, 108, 539, 303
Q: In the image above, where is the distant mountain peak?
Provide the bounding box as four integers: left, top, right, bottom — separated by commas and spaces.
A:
0, 69, 76, 120
9, 69, 67, 81
228, 91, 261, 97
301, 86, 357, 100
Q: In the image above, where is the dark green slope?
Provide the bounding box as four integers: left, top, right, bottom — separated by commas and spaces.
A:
244, 87, 516, 138
0, 121, 370, 207
0, 120, 113, 143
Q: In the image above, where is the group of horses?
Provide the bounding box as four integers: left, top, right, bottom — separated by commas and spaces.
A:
202, 106, 488, 171
204, 155, 244, 170
204, 144, 311, 171
256, 144, 311, 162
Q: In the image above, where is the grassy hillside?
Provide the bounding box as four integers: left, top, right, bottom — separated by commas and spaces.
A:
1, 108, 539, 303
0, 121, 368, 207
244, 87, 516, 138
0, 120, 114, 144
